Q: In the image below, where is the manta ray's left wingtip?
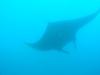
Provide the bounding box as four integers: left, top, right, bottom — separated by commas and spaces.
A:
97, 8, 100, 13
57, 49, 70, 54
95, 8, 100, 15
25, 42, 34, 48
61, 50, 70, 54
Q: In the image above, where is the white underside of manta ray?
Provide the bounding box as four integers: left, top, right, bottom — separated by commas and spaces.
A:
26, 9, 100, 53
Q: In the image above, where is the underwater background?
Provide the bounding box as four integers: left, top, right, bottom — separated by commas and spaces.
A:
0, 0, 100, 75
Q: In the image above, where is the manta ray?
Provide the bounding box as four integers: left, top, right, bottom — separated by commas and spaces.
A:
27, 9, 100, 53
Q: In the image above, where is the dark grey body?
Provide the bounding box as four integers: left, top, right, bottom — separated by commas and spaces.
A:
27, 9, 100, 53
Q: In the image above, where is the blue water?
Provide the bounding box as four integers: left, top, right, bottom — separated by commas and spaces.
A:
0, 0, 100, 75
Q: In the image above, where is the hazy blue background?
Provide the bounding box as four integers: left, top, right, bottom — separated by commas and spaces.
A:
0, 0, 100, 75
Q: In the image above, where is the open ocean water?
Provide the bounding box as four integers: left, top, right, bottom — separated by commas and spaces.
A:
0, 0, 100, 75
